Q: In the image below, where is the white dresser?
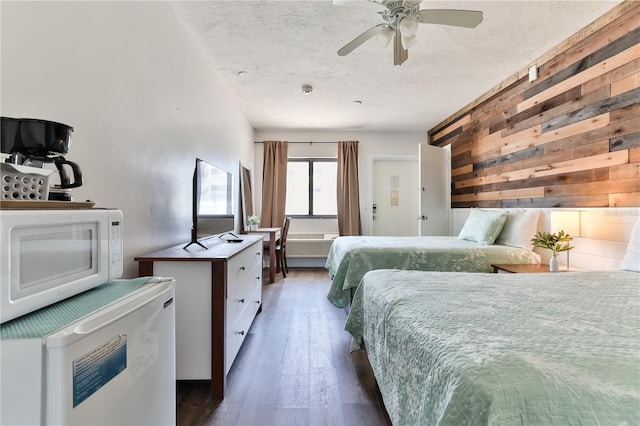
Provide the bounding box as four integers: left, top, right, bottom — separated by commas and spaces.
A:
135, 235, 263, 399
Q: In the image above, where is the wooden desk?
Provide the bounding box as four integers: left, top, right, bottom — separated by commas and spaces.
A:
247, 227, 281, 283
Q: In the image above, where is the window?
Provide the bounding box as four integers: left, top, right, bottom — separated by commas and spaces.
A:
286, 158, 337, 217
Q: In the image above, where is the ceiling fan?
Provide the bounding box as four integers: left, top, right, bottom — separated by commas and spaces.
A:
335, 0, 483, 65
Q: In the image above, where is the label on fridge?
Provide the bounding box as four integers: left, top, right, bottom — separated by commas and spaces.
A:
72, 335, 127, 407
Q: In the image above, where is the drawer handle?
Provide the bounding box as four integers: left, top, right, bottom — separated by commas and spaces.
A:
254, 300, 260, 304
238, 330, 245, 336
238, 298, 245, 303
256, 252, 260, 256
240, 265, 246, 271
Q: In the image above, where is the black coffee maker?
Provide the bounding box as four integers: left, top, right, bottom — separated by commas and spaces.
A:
1, 117, 83, 201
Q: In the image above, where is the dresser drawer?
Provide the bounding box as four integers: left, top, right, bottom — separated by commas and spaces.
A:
227, 241, 262, 282
226, 263, 261, 326
227, 240, 261, 322
225, 282, 262, 374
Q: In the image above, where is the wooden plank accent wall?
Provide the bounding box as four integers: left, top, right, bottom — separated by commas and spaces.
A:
428, 1, 640, 209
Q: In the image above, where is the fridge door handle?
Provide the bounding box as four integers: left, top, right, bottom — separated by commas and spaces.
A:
73, 281, 174, 335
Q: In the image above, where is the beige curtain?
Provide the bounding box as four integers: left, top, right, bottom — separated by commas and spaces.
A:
261, 141, 288, 227
337, 141, 362, 236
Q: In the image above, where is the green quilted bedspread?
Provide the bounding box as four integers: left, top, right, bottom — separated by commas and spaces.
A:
345, 269, 640, 425
326, 236, 540, 308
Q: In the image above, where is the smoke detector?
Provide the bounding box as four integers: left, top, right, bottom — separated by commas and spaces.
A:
301, 84, 313, 95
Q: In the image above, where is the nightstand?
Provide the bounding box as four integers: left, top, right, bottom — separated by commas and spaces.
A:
491, 264, 577, 273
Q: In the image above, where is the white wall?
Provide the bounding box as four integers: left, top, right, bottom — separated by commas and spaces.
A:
254, 130, 426, 236
1, 2, 255, 277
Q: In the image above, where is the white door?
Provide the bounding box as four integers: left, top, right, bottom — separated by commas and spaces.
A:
372, 158, 419, 236
419, 143, 451, 236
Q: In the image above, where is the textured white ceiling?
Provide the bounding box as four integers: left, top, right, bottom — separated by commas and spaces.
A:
170, 0, 621, 133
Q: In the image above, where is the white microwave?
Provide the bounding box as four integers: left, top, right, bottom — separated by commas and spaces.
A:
0, 208, 123, 323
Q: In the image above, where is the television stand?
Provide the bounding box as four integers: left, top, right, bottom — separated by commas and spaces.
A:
183, 240, 207, 250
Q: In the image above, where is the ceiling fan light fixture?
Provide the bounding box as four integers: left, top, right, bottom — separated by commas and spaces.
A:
376, 26, 395, 47
335, 1, 483, 65
401, 34, 418, 50
399, 17, 418, 36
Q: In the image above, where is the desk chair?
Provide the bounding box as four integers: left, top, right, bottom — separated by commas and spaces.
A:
264, 217, 291, 278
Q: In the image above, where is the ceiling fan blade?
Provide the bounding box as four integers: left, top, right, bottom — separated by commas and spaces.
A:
332, 0, 387, 12
338, 24, 387, 56
418, 9, 483, 28
393, 29, 408, 66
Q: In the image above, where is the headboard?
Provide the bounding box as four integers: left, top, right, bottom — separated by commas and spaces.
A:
452, 207, 639, 271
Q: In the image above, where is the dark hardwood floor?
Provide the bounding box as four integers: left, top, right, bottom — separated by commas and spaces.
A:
176, 268, 391, 426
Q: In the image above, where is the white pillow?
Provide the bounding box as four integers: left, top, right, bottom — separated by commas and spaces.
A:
621, 219, 640, 272
495, 209, 541, 249
458, 208, 508, 245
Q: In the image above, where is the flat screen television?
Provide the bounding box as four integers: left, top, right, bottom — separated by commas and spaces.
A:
184, 158, 236, 249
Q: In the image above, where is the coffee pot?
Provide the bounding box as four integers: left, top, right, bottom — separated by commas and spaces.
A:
1, 117, 83, 201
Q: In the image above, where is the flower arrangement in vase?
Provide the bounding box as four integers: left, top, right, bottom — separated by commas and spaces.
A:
248, 215, 260, 231
531, 230, 574, 272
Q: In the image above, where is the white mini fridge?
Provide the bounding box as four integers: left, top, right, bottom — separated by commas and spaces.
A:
0, 277, 176, 426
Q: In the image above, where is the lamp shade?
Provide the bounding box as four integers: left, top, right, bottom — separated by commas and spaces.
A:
550, 211, 581, 237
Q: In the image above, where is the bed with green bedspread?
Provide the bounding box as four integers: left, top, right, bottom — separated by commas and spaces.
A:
345, 269, 640, 425
325, 236, 540, 308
